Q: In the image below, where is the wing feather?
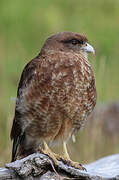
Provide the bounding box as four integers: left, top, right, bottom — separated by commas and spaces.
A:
10, 57, 39, 161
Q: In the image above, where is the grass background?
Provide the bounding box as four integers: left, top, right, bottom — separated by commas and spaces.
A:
0, 0, 119, 166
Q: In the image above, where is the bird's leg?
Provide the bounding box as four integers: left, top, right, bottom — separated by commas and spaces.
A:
63, 141, 70, 160
62, 141, 86, 171
40, 140, 59, 166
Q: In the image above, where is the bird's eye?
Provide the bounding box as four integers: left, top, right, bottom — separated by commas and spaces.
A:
71, 39, 79, 45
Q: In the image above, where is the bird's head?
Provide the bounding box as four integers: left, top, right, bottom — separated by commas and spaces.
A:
41, 32, 95, 56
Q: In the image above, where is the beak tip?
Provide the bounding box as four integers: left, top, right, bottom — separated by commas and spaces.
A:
93, 50, 96, 55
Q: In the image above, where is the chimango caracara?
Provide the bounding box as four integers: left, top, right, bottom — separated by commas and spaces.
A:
11, 32, 97, 169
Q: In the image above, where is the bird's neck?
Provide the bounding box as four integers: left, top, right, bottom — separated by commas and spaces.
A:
74, 51, 91, 69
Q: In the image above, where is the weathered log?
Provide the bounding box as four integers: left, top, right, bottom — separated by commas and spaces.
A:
0, 153, 119, 179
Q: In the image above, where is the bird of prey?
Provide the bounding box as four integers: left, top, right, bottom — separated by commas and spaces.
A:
10, 32, 97, 169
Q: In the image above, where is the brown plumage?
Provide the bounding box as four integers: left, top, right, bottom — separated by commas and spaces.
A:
11, 32, 97, 163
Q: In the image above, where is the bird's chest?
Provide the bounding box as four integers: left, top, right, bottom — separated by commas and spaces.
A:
70, 64, 96, 129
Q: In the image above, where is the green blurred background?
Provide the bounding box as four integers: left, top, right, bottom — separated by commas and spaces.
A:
0, 0, 119, 166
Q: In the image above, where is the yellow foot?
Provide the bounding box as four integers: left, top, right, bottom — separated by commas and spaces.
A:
40, 148, 58, 165
59, 155, 86, 171
40, 141, 61, 166
61, 141, 86, 171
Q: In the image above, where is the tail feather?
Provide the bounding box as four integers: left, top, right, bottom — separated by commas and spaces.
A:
11, 133, 25, 162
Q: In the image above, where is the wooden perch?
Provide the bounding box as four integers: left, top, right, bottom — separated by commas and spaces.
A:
0, 153, 119, 179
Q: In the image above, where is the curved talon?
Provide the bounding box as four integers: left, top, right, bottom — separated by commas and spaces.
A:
78, 163, 87, 171
69, 161, 87, 171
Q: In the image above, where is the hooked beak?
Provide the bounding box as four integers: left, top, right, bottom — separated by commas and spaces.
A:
81, 42, 95, 55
